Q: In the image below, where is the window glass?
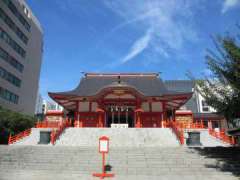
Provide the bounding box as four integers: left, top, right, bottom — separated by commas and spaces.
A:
2, 0, 31, 31
0, 28, 26, 58
0, 86, 19, 104
0, 47, 24, 72
0, 66, 21, 87
0, 8, 28, 44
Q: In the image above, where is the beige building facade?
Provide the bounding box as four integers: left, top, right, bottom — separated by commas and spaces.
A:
0, 0, 43, 115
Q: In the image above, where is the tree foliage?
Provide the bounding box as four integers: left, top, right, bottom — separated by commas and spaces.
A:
198, 31, 240, 125
0, 106, 36, 144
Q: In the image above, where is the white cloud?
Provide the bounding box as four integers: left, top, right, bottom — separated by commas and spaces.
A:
121, 28, 153, 63
103, 0, 199, 63
55, 0, 201, 65
222, 0, 240, 13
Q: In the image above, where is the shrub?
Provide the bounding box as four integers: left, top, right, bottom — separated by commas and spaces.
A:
0, 106, 36, 144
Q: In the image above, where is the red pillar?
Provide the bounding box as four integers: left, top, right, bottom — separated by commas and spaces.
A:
97, 108, 105, 127
162, 101, 166, 125
74, 101, 80, 127
135, 108, 144, 128
208, 120, 212, 129
98, 114, 102, 127
135, 113, 141, 128
77, 101, 83, 127
89, 102, 92, 112
201, 118, 204, 128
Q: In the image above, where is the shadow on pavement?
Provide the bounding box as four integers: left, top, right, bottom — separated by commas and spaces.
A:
190, 147, 240, 177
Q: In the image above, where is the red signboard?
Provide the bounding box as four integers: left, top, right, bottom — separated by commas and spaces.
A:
99, 136, 109, 153
93, 136, 114, 179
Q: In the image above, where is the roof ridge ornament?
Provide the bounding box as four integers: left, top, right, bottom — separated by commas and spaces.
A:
118, 75, 121, 84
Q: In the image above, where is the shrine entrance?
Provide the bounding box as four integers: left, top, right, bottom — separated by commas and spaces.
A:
106, 106, 135, 128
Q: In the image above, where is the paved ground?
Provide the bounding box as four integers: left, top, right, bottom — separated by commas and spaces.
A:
0, 146, 239, 180
1, 171, 238, 180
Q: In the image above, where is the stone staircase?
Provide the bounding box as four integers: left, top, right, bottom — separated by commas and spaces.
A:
55, 128, 180, 147
0, 146, 239, 180
12, 128, 230, 147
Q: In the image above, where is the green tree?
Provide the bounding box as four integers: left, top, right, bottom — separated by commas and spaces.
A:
198, 31, 240, 126
0, 106, 36, 144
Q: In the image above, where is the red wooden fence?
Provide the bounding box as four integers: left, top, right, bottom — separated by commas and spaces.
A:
168, 121, 184, 145
50, 120, 71, 145
176, 121, 206, 129
8, 129, 31, 145
208, 128, 236, 145
35, 121, 60, 128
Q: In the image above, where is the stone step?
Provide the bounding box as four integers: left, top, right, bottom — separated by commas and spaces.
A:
54, 128, 180, 147
1, 146, 240, 179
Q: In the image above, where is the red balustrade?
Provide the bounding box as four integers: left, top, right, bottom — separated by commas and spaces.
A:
209, 128, 236, 145
168, 121, 184, 145
50, 119, 71, 145
35, 121, 60, 128
8, 129, 31, 145
163, 121, 206, 129
162, 121, 171, 128
176, 122, 206, 129
163, 121, 207, 145
166, 121, 236, 146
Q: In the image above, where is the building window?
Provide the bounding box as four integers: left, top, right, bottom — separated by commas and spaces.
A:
2, 0, 31, 31
0, 8, 28, 44
202, 100, 208, 107
0, 86, 19, 104
0, 66, 21, 87
0, 47, 24, 72
202, 100, 210, 112
0, 28, 26, 58
202, 106, 209, 112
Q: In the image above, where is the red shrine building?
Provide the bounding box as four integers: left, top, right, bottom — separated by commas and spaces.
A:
49, 73, 194, 128
10, 73, 235, 146
9, 73, 235, 146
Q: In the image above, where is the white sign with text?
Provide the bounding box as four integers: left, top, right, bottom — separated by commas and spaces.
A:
111, 124, 128, 128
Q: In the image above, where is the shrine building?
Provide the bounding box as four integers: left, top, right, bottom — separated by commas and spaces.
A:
49, 73, 193, 128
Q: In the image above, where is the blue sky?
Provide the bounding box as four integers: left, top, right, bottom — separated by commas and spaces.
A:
26, 0, 240, 99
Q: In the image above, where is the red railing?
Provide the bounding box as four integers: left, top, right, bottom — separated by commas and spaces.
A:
163, 121, 207, 145
209, 128, 236, 145
8, 128, 31, 145
176, 122, 206, 129
162, 121, 206, 129
162, 121, 170, 128
50, 119, 71, 145
168, 121, 184, 145
36, 121, 60, 128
